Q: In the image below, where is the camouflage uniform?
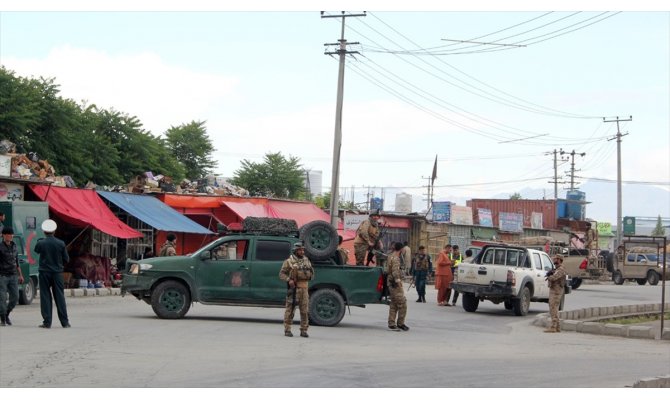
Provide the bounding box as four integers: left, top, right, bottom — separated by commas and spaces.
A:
412, 251, 431, 302
546, 263, 567, 332
279, 253, 314, 335
353, 217, 379, 265
584, 226, 597, 266
386, 252, 408, 329
158, 240, 177, 257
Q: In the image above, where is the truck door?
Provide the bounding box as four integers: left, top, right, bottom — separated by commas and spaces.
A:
530, 252, 549, 299
248, 239, 292, 302
195, 239, 251, 301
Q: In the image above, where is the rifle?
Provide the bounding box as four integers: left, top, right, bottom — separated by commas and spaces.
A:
289, 268, 297, 310
365, 222, 388, 266
407, 275, 416, 292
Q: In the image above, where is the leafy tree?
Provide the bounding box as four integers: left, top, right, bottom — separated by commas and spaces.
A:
651, 215, 666, 237
164, 121, 217, 179
509, 192, 522, 200
231, 152, 306, 199
314, 191, 357, 210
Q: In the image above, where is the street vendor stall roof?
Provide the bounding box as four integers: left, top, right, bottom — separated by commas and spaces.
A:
97, 191, 214, 235
29, 184, 143, 239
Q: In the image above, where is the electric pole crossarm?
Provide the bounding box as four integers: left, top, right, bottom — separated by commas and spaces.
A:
603, 116, 633, 246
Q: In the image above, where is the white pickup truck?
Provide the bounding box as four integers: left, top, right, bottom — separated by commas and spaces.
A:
451, 244, 570, 316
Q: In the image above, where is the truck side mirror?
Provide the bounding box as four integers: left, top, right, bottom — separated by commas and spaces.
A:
200, 251, 211, 261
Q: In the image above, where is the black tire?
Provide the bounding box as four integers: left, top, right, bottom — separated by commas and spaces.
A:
309, 288, 345, 326
18, 277, 36, 305
503, 299, 513, 310
570, 277, 583, 290
605, 252, 615, 273
512, 286, 531, 316
612, 270, 624, 285
462, 293, 479, 312
647, 270, 660, 286
636, 278, 647, 285
151, 280, 191, 319
300, 220, 339, 261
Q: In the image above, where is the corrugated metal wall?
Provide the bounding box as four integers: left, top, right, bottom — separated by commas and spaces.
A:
467, 199, 557, 230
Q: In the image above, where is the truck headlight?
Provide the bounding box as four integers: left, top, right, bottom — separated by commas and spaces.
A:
129, 263, 153, 274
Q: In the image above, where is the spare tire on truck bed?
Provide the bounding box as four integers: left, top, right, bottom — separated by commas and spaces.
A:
300, 220, 339, 261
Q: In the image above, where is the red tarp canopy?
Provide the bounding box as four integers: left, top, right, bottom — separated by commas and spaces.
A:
268, 200, 330, 227
29, 185, 143, 239
222, 200, 272, 220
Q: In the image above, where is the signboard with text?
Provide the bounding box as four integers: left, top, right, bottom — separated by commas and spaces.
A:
432, 201, 452, 222
478, 208, 493, 227
499, 212, 524, 232
451, 205, 473, 225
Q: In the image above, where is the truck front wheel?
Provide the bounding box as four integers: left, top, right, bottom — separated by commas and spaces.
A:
18, 277, 36, 305
612, 270, 624, 285
151, 280, 191, 319
462, 293, 479, 312
309, 288, 345, 326
647, 271, 660, 286
512, 286, 531, 316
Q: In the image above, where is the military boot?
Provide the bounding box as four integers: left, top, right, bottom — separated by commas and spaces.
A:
284, 331, 293, 337
300, 331, 309, 338
4, 311, 11, 326
416, 297, 422, 302
0, 315, 5, 326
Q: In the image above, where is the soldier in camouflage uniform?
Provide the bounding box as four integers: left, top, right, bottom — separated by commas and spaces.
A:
545, 254, 567, 333
387, 242, 409, 331
584, 222, 597, 266
353, 210, 381, 266
279, 242, 314, 338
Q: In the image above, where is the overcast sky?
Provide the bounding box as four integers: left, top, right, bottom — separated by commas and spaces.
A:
1, 1, 668, 224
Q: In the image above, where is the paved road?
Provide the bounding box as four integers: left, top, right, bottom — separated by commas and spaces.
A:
0, 281, 668, 388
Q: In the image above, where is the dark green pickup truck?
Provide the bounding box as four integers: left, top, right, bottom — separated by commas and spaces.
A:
122, 223, 385, 326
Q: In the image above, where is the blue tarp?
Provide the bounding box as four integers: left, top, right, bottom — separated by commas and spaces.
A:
97, 191, 214, 235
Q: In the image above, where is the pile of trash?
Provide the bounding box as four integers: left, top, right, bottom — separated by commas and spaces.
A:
125, 172, 249, 196
0, 139, 76, 187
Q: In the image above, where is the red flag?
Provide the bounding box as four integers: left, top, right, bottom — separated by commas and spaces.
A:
431, 155, 437, 184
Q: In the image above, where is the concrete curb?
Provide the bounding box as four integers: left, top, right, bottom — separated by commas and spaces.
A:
631, 375, 670, 388
35, 287, 122, 299
532, 302, 670, 340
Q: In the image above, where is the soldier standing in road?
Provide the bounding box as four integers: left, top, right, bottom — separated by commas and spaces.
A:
411, 245, 432, 303
387, 242, 409, 331
0, 227, 24, 326
353, 210, 381, 266
279, 242, 314, 338
159, 233, 178, 257
35, 219, 71, 329
400, 241, 412, 274
545, 254, 567, 333
584, 222, 597, 266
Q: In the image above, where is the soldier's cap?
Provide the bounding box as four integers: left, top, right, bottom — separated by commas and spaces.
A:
553, 254, 564, 261
2, 227, 13, 235
41, 219, 57, 233
292, 242, 305, 251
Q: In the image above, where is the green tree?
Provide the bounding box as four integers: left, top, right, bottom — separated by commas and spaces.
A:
231, 152, 306, 199
651, 215, 666, 237
164, 121, 217, 179
314, 191, 357, 210
509, 192, 522, 200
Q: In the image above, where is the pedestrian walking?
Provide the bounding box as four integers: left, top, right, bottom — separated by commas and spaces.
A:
387, 242, 409, 331
411, 245, 432, 303
435, 244, 453, 306
0, 227, 24, 326
545, 254, 567, 333
34, 219, 71, 328
278, 242, 314, 338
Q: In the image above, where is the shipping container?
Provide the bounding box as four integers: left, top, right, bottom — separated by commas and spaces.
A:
467, 199, 557, 230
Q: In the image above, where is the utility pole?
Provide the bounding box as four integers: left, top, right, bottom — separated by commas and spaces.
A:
421, 176, 432, 212
604, 115, 632, 246
564, 149, 586, 191
322, 11, 366, 228
546, 149, 568, 199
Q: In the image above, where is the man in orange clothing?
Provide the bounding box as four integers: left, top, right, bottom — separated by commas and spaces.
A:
435, 244, 453, 306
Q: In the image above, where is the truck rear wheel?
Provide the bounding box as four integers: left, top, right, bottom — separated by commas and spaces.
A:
18, 277, 36, 305
462, 293, 479, 312
309, 288, 345, 326
151, 280, 191, 319
570, 277, 582, 290
512, 286, 531, 316
612, 270, 624, 285
647, 271, 660, 286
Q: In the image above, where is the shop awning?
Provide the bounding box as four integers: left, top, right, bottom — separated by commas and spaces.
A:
221, 200, 272, 219
97, 191, 214, 235
268, 200, 331, 228
29, 185, 143, 239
